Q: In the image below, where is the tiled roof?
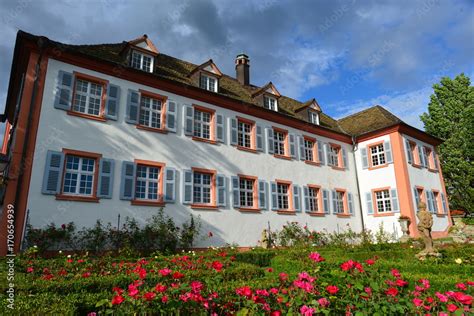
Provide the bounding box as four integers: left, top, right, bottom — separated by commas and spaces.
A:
337, 105, 403, 136
19, 31, 416, 138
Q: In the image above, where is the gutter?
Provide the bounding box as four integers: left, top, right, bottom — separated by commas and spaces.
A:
351, 136, 366, 232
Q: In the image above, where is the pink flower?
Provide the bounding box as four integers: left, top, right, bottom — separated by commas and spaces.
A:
318, 297, 330, 308
271, 311, 282, 316
155, 284, 167, 293
270, 288, 279, 294
365, 259, 375, 265
385, 287, 398, 297
439, 313, 448, 316
143, 292, 156, 301
190, 281, 203, 293
294, 280, 314, 292
364, 287, 372, 295
391, 269, 401, 278
159, 268, 172, 276
111, 295, 124, 305
413, 298, 423, 307
435, 292, 448, 302
279, 273, 288, 282
456, 283, 467, 291
340, 260, 364, 272
447, 304, 458, 312
395, 279, 408, 287
300, 305, 315, 315
236, 286, 252, 298
161, 295, 168, 303
138, 268, 147, 279
451, 292, 472, 305
326, 285, 339, 295
309, 252, 325, 263
128, 284, 139, 298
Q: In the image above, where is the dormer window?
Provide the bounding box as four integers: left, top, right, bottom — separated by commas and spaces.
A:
131, 50, 154, 73
264, 96, 278, 111
309, 111, 320, 125
200, 74, 218, 92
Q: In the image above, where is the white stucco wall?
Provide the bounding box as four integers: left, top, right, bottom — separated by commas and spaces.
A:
354, 134, 402, 238
402, 134, 449, 232
25, 58, 363, 247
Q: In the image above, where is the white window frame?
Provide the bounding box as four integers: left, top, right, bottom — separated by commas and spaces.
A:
239, 178, 255, 208
264, 96, 278, 111
139, 96, 163, 129
72, 78, 103, 117
131, 50, 154, 73
193, 172, 212, 204
308, 187, 319, 212
309, 111, 319, 125
329, 145, 340, 167
370, 144, 386, 167
193, 109, 212, 140
200, 74, 218, 92
304, 139, 314, 161
274, 131, 286, 156
63, 155, 96, 196
375, 189, 392, 213
135, 165, 160, 200
277, 183, 290, 210
335, 190, 345, 214
238, 121, 252, 148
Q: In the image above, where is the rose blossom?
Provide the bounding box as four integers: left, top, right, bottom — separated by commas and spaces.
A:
300, 305, 315, 316
111, 295, 124, 305
318, 297, 330, 308
326, 285, 339, 295
308, 252, 325, 263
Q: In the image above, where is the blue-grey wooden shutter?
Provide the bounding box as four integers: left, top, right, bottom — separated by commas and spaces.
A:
182, 170, 193, 204
413, 188, 420, 209
365, 192, 374, 215
405, 139, 413, 164
289, 133, 297, 159
348, 192, 354, 215
318, 141, 325, 165
164, 167, 176, 202
166, 100, 177, 133
119, 161, 136, 200
421, 147, 428, 168
361, 147, 369, 169
426, 191, 434, 213
270, 181, 277, 210
293, 185, 301, 212
322, 189, 330, 214
258, 180, 267, 210
267, 128, 274, 154
125, 89, 139, 124
298, 136, 305, 160
105, 83, 120, 120
441, 193, 448, 214
331, 190, 337, 214
325, 143, 331, 166
417, 145, 424, 167
97, 158, 114, 198
256, 124, 264, 152
42, 150, 65, 195
390, 188, 399, 213
232, 176, 239, 208
230, 118, 238, 146
303, 186, 310, 212
342, 148, 348, 169
433, 152, 439, 170
217, 174, 226, 207
216, 114, 225, 143
184, 105, 194, 136
54, 71, 73, 110
384, 141, 393, 164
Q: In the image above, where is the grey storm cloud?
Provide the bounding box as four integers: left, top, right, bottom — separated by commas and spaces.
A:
0, 0, 473, 111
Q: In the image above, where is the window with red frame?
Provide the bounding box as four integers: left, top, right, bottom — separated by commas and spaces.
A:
135, 164, 161, 201
308, 187, 320, 212
277, 183, 290, 210
72, 79, 104, 117
62, 155, 97, 196
138, 95, 164, 129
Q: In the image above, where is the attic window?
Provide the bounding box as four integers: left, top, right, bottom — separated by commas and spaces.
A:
264, 96, 277, 111
131, 50, 154, 73
200, 74, 218, 92
309, 111, 320, 125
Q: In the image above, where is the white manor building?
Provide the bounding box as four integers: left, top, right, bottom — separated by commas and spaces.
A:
0, 31, 451, 254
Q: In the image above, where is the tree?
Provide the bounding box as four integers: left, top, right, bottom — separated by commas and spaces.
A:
420, 73, 474, 214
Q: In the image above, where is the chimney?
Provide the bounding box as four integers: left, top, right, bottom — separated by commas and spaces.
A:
235, 53, 250, 85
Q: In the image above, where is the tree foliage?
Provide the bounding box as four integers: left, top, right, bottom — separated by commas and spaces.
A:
420, 73, 474, 213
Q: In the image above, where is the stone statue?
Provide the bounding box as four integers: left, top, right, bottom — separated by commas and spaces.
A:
260, 229, 270, 249
416, 202, 441, 258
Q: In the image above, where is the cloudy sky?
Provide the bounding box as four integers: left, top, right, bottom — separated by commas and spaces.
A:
0, 0, 473, 128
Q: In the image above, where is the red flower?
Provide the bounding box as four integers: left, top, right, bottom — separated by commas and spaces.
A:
128, 284, 139, 298
26, 267, 34, 273
113, 287, 124, 295
385, 287, 398, 297
67, 258, 73, 263
447, 304, 458, 312
270, 311, 282, 316
413, 298, 423, 307
172, 271, 185, 279
326, 285, 339, 295
211, 261, 223, 272
236, 286, 252, 298
155, 284, 167, 293
82, 272, 91, 278
159, 268, 172, 276
190, 281, 203, 293
143, 292, 156, 301
267, 268, 273, 272
365, 259, 375, 265
111, 295, 124, 305
279, 273, 288, 282
300, 305, 315, 315
391, 269, 401, 278
161, 295, 168, 303
456, 283, 467, 291
395, 279, 408, 287
309, 252, 325, 263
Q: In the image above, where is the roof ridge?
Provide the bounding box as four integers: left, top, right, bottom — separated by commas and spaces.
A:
337, 105, 381, 122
